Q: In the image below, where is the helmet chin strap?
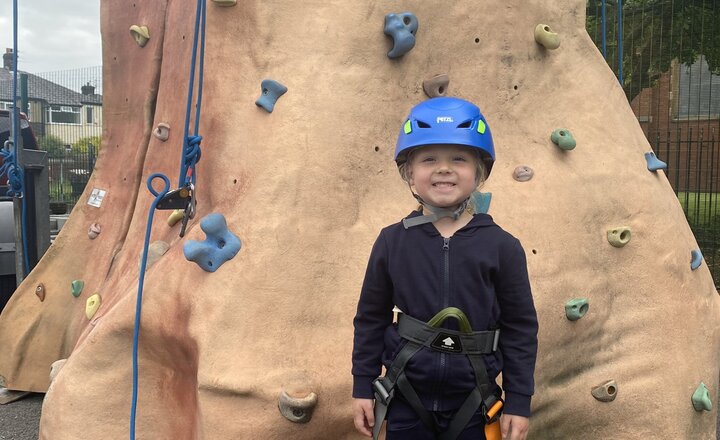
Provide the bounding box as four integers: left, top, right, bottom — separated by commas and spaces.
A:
402, 187, 470, 229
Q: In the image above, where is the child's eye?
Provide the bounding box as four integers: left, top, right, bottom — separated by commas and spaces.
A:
453, 156, 467, 161
421, 157, 435, 162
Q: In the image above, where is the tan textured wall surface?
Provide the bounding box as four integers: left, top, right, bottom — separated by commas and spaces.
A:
0, 1, 718, 438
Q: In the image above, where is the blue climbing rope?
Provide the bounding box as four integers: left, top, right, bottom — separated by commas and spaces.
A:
130, 0, 206, 438
129, 174, 170, 440
0, 0, 30, 275
179, 0, 206, 187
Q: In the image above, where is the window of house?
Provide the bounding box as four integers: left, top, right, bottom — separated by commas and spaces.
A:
47, 105, 81, 124
0, 101, 13, 111
86, 107, 93, 124
677, 56, 720, 119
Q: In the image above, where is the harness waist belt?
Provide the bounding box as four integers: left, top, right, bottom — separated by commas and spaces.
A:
397, 313, 500, 354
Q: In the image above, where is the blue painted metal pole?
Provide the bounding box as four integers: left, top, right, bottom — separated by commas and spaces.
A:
617, 0, 623, 85
601, 0, 607, 59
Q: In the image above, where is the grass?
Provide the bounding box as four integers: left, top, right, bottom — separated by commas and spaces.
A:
676, 191, 720, 225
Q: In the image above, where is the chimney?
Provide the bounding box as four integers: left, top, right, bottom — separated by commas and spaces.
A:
81, 82, 96, 95
3, 48, 13, 70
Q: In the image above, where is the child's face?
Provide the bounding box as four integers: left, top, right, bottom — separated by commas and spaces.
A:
406, 144, 478, 209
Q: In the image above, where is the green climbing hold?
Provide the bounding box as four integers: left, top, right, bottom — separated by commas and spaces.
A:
551, 128, 576, 151
607, 226, 632, 248
565, 298, 589, 321
71, 280, 84, 298
691, 383, 713, 411
534, 24, 561, 50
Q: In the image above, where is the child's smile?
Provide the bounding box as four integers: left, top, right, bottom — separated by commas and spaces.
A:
408, 144, 478, 209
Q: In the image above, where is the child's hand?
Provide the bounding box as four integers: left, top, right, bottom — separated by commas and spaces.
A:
352, 398, 375, 437
500, 414, 529, 440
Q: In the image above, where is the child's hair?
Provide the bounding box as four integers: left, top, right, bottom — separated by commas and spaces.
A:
398, 147, 488, 189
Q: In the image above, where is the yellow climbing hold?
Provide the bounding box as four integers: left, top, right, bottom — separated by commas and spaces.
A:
212, 0, 237, 5
129, 25, 150, 47
168, 209, 185, 227
85, 293, 101, 320
534, 24, 560, 50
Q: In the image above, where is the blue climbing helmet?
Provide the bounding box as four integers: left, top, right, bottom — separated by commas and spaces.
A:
394, 96, 495, 176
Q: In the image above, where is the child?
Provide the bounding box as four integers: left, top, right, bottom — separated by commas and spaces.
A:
351, 97, 538, 440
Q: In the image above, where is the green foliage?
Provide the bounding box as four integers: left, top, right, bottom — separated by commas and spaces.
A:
586, 0, 720, 102
37, 134, 68, 159
73, 136, 101, 154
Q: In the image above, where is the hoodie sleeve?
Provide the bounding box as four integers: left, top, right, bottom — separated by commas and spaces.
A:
351, 231, 394, 399
495, 238, 538, 417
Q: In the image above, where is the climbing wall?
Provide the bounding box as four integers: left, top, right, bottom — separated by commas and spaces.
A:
0, 0, 718, 438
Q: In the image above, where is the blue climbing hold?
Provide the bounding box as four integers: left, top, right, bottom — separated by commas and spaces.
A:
384, 12, 418, 58
255, 79, 288, 113
471, 191, 492, 214
645, 151, 667, 172
691, 249, 703, 270
183, 213, 242, 272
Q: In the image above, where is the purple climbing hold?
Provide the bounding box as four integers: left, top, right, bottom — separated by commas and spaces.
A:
183, 213, 242, 272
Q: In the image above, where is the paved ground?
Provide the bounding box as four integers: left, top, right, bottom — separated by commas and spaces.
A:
0, 393, 42, 440
0, 390, 718, 438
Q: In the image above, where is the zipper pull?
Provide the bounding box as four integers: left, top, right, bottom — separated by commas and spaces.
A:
443, 237, 450, 250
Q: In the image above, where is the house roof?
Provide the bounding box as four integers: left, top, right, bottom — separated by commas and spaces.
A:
0, 68, 102, 106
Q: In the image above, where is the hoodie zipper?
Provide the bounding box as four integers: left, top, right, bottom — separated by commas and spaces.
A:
433, 236, 451, 411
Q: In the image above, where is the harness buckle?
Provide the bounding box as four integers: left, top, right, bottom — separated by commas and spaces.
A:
482, 396, 504, 425
372, 377, 394, 406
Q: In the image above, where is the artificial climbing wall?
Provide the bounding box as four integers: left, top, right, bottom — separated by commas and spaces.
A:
0, 0, 717, 438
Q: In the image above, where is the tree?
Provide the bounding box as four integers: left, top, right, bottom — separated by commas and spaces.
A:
36, 134, 67, 159
586, 0, 720, 102
73, 136, 102, 154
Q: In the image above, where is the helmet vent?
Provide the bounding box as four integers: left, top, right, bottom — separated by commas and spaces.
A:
417, 121, 431, 128
456, 120, 472, 129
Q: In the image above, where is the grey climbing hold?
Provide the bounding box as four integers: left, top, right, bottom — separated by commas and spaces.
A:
0, 375, 5, 388
691, 249, 703, 270
607, 227, 631, 248
534, 24, 560, 50
591, 380, 618, 402
140, 241, 170, 271
129, 25, 150, 48
71, 280, 84, 298
513, 166, 534, 182
423, 74, 449, 98
255, 79, 288, 113
471, 191, 492, 214
691, 383, 713, 411
644, 151, 667, 172
278, 390, 318, 424
551, 129, 576, 150
88, 223, 101, 239
49, 359, 67, 384
384, 12, 418, 59
565, 298, 589, 321
153, 123, 170, 141
36, 283, 45, 302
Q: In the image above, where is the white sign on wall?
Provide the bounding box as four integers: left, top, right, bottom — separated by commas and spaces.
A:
87, 188, 107, 208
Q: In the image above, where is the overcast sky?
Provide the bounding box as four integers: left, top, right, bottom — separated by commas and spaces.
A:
0, 0, 102, 74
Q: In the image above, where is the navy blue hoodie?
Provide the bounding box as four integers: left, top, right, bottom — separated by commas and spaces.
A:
352, 211, 538, 417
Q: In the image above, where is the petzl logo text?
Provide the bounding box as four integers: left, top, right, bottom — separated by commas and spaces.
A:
436, 116, 454, 123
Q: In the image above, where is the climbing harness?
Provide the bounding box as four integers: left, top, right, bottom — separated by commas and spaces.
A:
372, 307, 504, 440
130, 0, 206, 438
0, 0, 29, 275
